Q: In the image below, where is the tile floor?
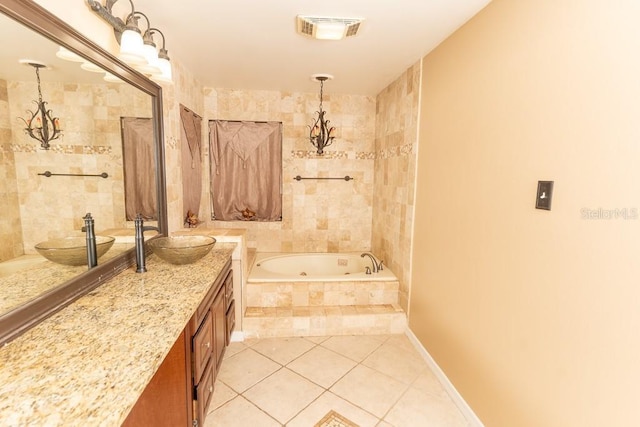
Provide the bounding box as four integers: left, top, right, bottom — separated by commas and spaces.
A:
204, 334, 471, 427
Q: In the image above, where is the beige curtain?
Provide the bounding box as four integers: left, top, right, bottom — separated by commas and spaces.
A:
121, 117, 157, 220
180, 105, 203, 221
209, 120, 282, 221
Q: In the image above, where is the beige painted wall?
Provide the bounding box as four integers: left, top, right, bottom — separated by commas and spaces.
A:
33, 0, 117, 53
411, 0, 640, 426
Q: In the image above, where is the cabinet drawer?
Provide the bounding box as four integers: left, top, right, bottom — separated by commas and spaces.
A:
224, 270, 233, 310
192, 312, 213, 384
195, 357, 216, 426
226, 299, 235, 345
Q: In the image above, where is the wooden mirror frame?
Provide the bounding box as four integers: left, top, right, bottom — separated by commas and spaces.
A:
0, 0, 168, 344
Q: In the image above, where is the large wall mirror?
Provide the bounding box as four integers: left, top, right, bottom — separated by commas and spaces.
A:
0, 0, 168, 344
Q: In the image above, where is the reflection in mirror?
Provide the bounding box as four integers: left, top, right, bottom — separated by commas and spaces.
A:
0, 0, 167, 344
121, 117, 158, 220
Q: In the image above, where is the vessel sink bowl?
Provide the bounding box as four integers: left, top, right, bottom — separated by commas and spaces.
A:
148, 235, 216, 265
35, 236, 116, 266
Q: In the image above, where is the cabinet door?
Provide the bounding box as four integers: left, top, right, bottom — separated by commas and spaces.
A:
195, 356, 216, 425
122, 331, 189, 427
211, 285, 227, 373
192, 312, 213, 384
226, 299, 236, 346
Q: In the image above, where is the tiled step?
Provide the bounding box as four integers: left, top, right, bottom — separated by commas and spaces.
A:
243, 304, 407, 338
245, 281, 400, 308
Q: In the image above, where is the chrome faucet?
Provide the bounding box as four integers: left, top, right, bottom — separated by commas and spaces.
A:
361, 252, 383, 274
134, 213, 159, 273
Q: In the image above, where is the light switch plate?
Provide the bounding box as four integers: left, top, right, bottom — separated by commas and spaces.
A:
535, 181, 553, 210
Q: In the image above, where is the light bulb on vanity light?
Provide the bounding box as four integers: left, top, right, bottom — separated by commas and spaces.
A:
118, 15, 146, 66
152, 46, 172, 83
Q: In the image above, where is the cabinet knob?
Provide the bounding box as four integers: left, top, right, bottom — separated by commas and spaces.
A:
205, 342, 210, 348
209, 385, 213, 393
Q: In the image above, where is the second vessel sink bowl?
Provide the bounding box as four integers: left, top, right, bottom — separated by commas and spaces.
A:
35, 236, 116, 266
148, 235, 216, 265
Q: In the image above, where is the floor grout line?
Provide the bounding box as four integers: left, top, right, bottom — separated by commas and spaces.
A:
209, 334, 466, 427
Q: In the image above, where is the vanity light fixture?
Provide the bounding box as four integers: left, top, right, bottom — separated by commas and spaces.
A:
308, 74, 336, 155
86, 0, 172, 83
19, 62, 62, 150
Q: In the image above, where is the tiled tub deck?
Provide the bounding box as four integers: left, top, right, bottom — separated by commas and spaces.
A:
243, 279, 407, 338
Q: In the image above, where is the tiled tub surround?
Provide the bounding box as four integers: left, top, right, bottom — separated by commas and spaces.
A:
244, 253, 406, 338
0, 243, 235, 426
372, 62, 422, 313
202, 88, 377, 254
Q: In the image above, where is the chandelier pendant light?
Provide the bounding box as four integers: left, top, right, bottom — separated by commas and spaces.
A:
20, 63, 62, 150
309, 75, 336, 155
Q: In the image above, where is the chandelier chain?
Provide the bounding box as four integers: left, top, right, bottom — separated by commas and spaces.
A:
35, 66, 43, 103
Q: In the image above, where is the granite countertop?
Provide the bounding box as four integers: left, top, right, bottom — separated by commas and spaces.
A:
0, 243, 236, 426
0, 243, 132, 314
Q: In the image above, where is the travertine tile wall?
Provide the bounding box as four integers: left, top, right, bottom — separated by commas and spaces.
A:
372, 62, 421, 311
0, 79, 23, 262
157, 58, 206, 232
202, 88, 376, 253
6, 80, 151, 253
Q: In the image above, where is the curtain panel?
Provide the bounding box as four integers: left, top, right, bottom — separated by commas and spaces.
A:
121, 117, 157, 220
209, 120, 282, 221
180, 105, 203, 224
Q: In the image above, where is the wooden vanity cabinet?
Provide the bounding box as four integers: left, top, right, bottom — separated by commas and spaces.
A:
122, 259, 234, 427
121, 331, 190, 427
224, 269, 235, 345
189, 261, 233, 427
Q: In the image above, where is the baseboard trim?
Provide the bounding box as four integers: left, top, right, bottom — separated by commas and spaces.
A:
230, 330, 245, 342
405, 329, 484, 427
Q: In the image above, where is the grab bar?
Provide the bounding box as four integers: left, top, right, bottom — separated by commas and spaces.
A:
38, 171, 109, 178
294, 175, 353, 181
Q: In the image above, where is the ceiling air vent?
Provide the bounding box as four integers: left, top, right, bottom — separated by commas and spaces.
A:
296, 15, 364, 40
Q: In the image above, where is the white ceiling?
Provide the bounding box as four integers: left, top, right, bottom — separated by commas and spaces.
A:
0, 1, 492, 95
127, 0, 492, 95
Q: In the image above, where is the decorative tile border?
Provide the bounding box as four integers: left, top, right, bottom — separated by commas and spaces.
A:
290, 144, 413, 160
291, 150, 350, 159
355, 152, 375, 160
5, 144, 112, 155
377, 143, 413, 160
315, 410, 359, 427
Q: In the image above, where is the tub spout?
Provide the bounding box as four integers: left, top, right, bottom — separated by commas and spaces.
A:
360, 252, 381, 273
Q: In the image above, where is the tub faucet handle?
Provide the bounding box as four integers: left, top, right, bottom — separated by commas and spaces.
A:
365, 266, 372, 275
